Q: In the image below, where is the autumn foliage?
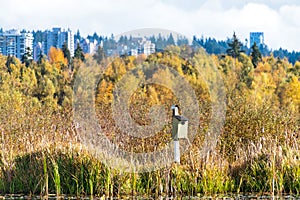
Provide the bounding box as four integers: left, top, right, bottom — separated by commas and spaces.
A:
48, 47, 68, 69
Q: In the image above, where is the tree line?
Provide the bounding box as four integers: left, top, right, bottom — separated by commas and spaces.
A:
31, 29, 300, 64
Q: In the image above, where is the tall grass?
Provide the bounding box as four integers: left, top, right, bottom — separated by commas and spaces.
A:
0, 136, 300, 197
51, 159, 61, 197
0, 103, 299, 198
43, 152, 48, 197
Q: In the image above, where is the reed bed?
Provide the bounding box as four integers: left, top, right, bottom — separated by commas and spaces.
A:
0, 106, 299, 197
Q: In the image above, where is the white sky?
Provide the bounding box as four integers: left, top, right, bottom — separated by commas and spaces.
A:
1, 0, 300, 51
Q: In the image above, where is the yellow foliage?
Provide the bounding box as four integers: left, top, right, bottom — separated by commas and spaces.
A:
147, 85, 159, 104
104, 57, 127, 81
48, 47, 67, 70
251, 72, 277, 106
257, 62, 272, 73
96, 79, 114, 104
157, 52, 163, 58
125, 56, 137, 71
285, 76, 300, 111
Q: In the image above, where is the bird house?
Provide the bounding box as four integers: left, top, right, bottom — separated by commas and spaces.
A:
171, 105, 188, 140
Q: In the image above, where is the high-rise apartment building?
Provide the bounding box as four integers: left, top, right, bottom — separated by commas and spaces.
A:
0, 29, 33, 60
143, 40, 155, 56
42, 28, 74, 57
79, 38, 98, 54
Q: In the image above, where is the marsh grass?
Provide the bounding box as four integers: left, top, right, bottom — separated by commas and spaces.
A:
0, 104, 299, 197
51, 159, 61, 196
1, 129, 300, 197
43, 152, 48, 197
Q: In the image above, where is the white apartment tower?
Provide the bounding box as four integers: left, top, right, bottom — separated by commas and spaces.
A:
143, 40, 155, 56
20, 31, 34, 59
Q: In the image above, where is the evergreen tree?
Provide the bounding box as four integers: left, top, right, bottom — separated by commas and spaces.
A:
177, 36, 189, 46
226, 32, 243, 59
75, 29, 81, 41
37, 51, 46, 65
250, 42, 262, 68
167, 33, 175, 46
149, 35, 156, 44
156, 34, 165, 51
204, 38, 227, 54
192, 35, 200, 49
62, 42, 71, 64
74, 43, 85, 61
93, 32, 100, 42
118, 35, 125, 44
259, 44, 270, 57
103, 35, 117, 50
21, 47, 32, 67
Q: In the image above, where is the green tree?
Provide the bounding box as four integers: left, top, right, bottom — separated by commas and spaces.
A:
166, 33, 175, 46
250, 42, 262, 68
37, 51, 46, 65
21, 47, 33, 67
93, 32, 100, 41
74, 29, 81, 41
156, 34, 165, 50
74, 43, 85, 61
226, 32, 243, 59
177, 36, 189, 46
62, 42, 71, 64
